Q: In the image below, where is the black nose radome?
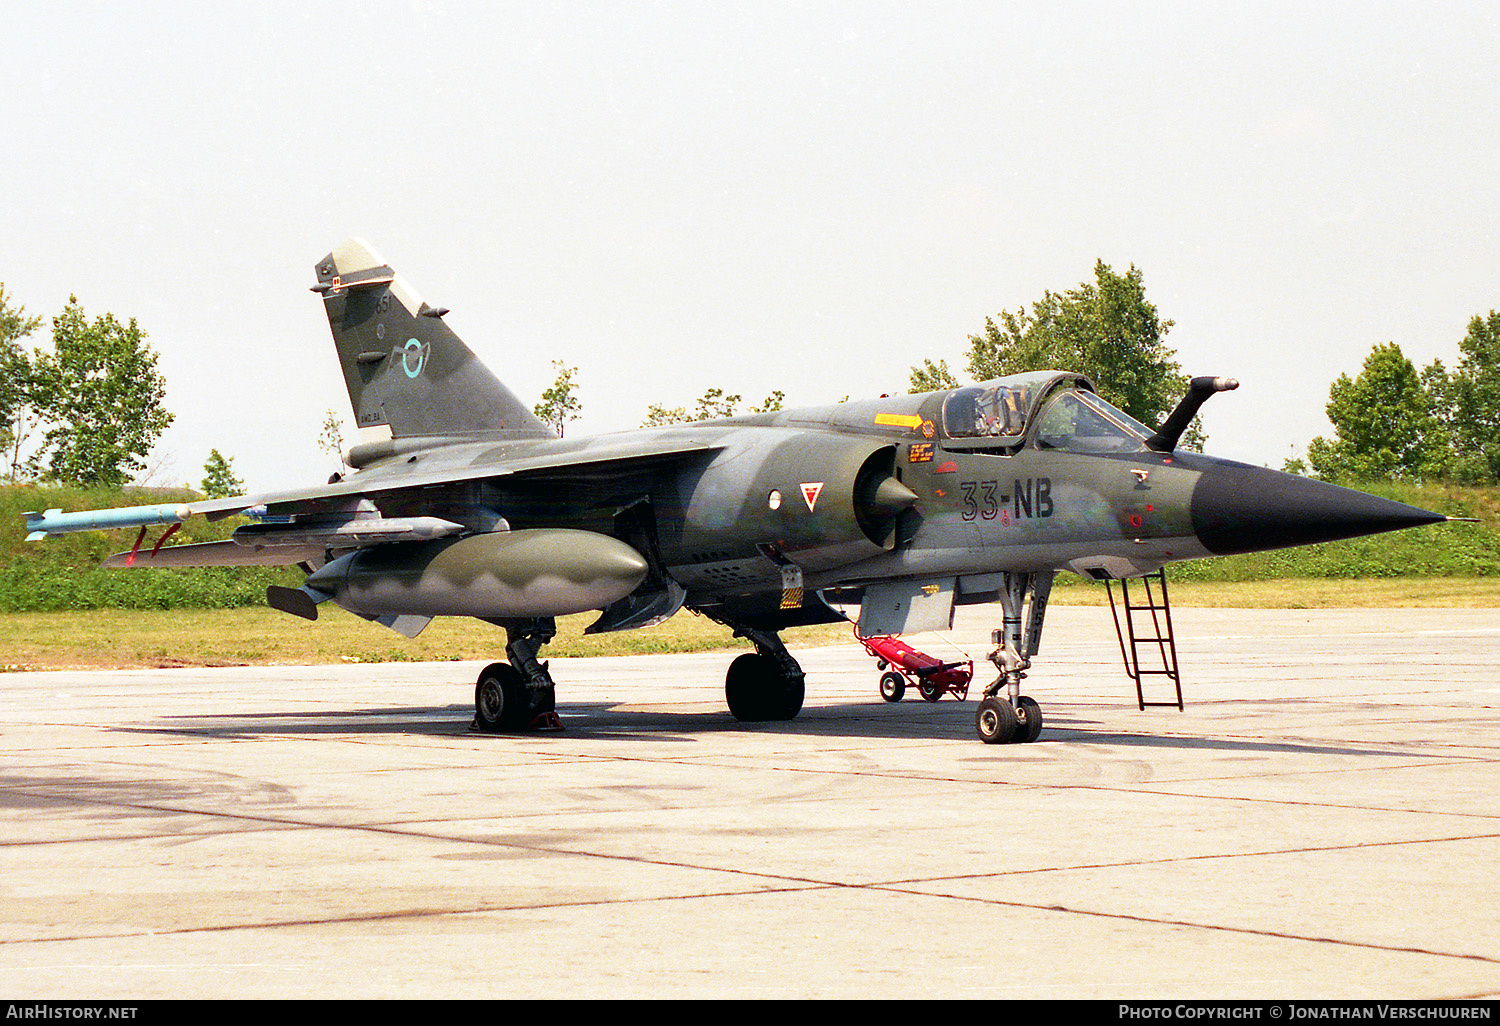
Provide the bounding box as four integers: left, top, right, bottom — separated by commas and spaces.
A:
1191, 461, 1446, 556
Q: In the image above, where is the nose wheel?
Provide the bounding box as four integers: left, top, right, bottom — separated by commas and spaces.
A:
975, 694, 1043, 744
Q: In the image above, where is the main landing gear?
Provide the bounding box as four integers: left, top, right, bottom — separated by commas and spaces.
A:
722, 623, 805, 722
472, 618, 563, 733
470, 613, 806, 732
466, 580, 1055, 742
976, 572, 1054, 745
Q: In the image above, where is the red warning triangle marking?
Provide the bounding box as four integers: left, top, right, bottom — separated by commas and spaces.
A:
800, 482, 824, 512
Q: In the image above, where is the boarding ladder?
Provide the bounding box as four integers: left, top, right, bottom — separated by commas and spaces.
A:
1105, 569, 1184, 711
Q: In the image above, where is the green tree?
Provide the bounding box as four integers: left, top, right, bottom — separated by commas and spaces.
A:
318, 408, 347, 474
746, 390, 785, 414
0, 284, 43, 481
641, 387, 784, 426
918, 260, 1200, 445
534, 361, 581, 438
1449, 310, 1500, 483
1418, 357, 1458, 479
641, 401, 689, 427
968, 260, 1185, 425
1305, 342, 1447, 483
691, 387, 741, 421
32, 297, 173, 488
200, 448, 244, 498
908, 358, 959, 394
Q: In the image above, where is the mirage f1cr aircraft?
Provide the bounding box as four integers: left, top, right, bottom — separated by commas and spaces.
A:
24, 239, 1459, 743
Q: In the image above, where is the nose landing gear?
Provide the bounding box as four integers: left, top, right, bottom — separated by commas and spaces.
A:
976, 572, 1053, 745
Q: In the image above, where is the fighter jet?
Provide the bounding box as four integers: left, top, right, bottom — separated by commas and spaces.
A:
23, 239, 1461, 743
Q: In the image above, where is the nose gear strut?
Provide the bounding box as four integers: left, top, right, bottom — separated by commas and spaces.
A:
976, 572, 1052, 744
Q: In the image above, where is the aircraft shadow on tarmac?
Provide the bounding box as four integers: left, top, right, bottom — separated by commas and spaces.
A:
115, 701, 1420, 758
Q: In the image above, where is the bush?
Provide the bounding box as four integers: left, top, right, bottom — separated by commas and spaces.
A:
0, 483, 298, 611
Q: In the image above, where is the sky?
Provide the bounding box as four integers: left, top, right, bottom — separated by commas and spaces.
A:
3, 2, 1497, 492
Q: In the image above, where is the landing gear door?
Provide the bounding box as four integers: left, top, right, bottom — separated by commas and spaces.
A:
857, 578, 956, 637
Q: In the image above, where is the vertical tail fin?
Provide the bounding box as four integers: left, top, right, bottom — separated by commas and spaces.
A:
313, 239, 554, 442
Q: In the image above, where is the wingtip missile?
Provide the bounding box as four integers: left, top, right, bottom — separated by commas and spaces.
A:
23, 504, 191, 540
24, 508, 62, 542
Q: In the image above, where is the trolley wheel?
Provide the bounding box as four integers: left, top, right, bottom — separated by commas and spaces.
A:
918, 681, 944, 703
879, 671, 906, 702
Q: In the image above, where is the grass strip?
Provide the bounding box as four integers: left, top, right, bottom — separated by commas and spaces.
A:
2, 577, 1496, 671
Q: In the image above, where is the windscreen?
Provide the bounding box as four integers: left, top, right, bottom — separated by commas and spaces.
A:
1031, 390, 1152, 453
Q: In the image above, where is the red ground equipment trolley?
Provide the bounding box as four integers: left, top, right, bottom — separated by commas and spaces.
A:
857, 631, 974, 703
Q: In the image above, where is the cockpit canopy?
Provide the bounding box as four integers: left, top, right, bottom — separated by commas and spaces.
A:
941, 371, 1153, 453
942, 382, 1030, 439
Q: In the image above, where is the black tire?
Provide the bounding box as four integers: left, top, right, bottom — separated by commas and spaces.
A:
918, 681, 944, 703
1014, 695, 1043, 743
726, 653, 803, 722
976, 695, 1019, 745
475, 661, 528, 733
776, 676, 805, 720
726, 653, 772, 721
879, 671, 906, 702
